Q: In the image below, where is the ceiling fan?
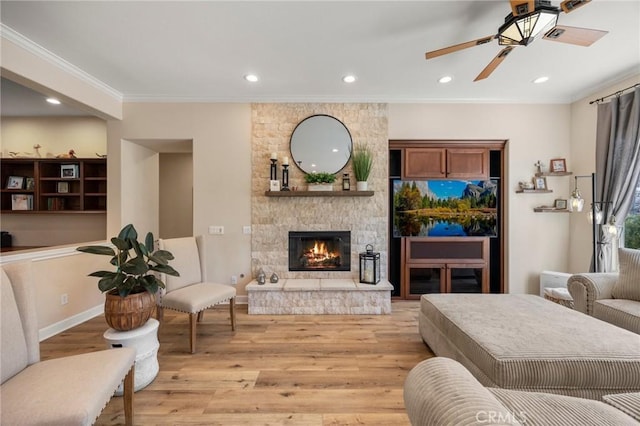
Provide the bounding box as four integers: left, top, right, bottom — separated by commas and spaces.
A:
425, 0, 608, 81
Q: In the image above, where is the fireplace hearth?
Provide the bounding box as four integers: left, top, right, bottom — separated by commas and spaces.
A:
289, 231, 351, 271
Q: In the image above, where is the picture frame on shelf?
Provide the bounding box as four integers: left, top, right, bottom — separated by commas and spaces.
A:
554, 199, 568, 210
25, 177, 35, 191
534, 176, 547, 190
550, 158, 567, 173
60, 164, 78, 178
57, 182, 70, 193
6, 176, 24, 189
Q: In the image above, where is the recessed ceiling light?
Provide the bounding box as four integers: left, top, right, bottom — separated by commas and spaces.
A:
438, 76, 453, 84
342, 75, 356, 83
533, 76, 549, 84
46, 97, 61, 105
244, 74, 259, 82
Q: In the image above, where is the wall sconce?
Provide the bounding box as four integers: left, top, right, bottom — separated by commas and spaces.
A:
359, 244, 380, 284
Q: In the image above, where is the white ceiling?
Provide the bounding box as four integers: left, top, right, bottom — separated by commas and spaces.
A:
1, 0, 639, 115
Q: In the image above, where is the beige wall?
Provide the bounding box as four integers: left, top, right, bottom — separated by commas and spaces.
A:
389, 103, 572, 294
568, 74, 640, 273
159, 153, 193, 239
0, 116, 107, 246
107, 103, 252, 293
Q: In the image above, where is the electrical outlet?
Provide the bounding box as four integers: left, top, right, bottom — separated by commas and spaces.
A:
208, 226, 224, 235
243, 226, 252, 235
60, 294, 68, 305
231, 275, 238, 285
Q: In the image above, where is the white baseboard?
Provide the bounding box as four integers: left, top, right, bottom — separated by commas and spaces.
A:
39, 304, 104, 342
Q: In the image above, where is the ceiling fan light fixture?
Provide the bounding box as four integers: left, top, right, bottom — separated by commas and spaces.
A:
498, 2, 559, 46
438, 76, 453, 84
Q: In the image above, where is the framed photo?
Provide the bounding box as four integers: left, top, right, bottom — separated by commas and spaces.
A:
554, 199, 568, 210
60, 164, 78, 178
57, 182, 70, 193
534, 176, 547, 190
25, 177, 35, 191
550, 158, 567, 173
6, 176, 24, 189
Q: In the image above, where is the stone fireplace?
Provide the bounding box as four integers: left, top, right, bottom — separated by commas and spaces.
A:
250, 103, 389, 280
289, 231, 351, 272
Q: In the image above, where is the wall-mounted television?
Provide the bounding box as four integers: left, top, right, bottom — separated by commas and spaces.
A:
393, 180, 498, 237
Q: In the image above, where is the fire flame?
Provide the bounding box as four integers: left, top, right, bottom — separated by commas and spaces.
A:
303, 241, 339, 266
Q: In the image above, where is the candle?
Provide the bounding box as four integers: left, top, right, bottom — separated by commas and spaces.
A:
271, 152, 277, 160
283, 156, 289, 165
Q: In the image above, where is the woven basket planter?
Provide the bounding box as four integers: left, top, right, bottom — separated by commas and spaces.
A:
105, 290, 156, 331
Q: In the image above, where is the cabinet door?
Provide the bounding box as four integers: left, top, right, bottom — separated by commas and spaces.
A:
405, 264, 446, 299
447, 264, 488, 293
403, 148, 446, 178
446, 148, 488, 178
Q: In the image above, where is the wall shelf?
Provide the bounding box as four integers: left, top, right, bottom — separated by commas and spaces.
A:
516, 189, 552, 193
534, 207, 570, 213
535, 171, 573, 177
264, 190, 374, 197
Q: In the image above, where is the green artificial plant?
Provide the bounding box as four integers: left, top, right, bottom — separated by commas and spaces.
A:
77, 224, 179, 297
304, 172, 336, 184
351, 144, 374, 182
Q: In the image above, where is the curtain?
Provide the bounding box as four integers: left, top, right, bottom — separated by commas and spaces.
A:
595, 87, 640, 272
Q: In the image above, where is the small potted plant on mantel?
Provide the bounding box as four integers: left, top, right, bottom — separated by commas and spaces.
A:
77, 224, 179, 331
351, 143, 373, 191
305, 171, 336, 191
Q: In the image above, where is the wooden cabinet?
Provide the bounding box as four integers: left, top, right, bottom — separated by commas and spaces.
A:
402, 237, 489, 299
403, 148, 488, 179
1, 158, 106, 213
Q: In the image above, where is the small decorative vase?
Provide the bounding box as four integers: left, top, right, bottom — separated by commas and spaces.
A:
257, 268, 266, 285
270, 272, 279, 283
356, 181, 368, 191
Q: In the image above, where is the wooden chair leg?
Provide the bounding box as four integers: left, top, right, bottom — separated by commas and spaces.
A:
197, 310, 204, 322
189, 312, 197, 354
123, 364, 135, 426
229, 297, 236, 331
156, 305, 164, 321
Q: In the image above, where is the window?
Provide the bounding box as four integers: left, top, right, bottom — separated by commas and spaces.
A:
624, 185, 640, 249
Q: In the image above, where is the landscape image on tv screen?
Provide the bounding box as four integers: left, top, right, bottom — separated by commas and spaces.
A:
393, 180, 498, 237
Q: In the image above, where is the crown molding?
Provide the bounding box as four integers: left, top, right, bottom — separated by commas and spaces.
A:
1, 24, 123, 101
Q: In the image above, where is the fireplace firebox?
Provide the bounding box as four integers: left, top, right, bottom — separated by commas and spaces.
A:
289, 231, 351, 271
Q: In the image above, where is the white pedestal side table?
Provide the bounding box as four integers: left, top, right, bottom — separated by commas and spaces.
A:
103, 318, 160, 395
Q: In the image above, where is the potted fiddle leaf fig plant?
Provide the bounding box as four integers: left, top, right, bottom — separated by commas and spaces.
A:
77, 224, 179, 331
305, 171, 336, 191
351, 143, 374, 191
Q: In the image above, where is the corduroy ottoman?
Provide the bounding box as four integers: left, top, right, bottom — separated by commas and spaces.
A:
419, 294, 640, 400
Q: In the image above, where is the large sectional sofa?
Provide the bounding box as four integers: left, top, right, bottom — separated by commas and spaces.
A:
405, 357, 640, 425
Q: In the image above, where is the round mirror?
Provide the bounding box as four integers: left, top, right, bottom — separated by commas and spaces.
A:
290, 114, 352, 175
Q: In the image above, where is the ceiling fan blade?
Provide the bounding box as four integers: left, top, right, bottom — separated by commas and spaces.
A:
543, 25, 608, 46
425, 35, 496, 60
474, 46, 515, 81
560, 0, 591, 14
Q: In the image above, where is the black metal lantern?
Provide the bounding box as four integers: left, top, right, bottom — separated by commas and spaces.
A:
359, 244, 380, 284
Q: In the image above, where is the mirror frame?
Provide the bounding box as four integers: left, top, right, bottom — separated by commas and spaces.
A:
289, 114, 353, 175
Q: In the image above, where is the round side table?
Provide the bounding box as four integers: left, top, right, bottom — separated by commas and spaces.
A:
103, 318, 159, 395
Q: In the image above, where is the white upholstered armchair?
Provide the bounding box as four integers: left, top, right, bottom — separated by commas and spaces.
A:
157, 236, 236, 353
1, 261, 136, 425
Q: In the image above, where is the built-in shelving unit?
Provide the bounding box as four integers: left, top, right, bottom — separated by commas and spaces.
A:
1, 158, 106, 213
265, 190, 374, 197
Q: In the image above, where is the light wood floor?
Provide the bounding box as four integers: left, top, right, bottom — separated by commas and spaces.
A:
40, 301, 433, 426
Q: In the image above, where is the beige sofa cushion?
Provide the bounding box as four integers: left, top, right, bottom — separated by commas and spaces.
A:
0, 269, 28, 383
613, 248, 640, 301
593, 299, 640, 334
